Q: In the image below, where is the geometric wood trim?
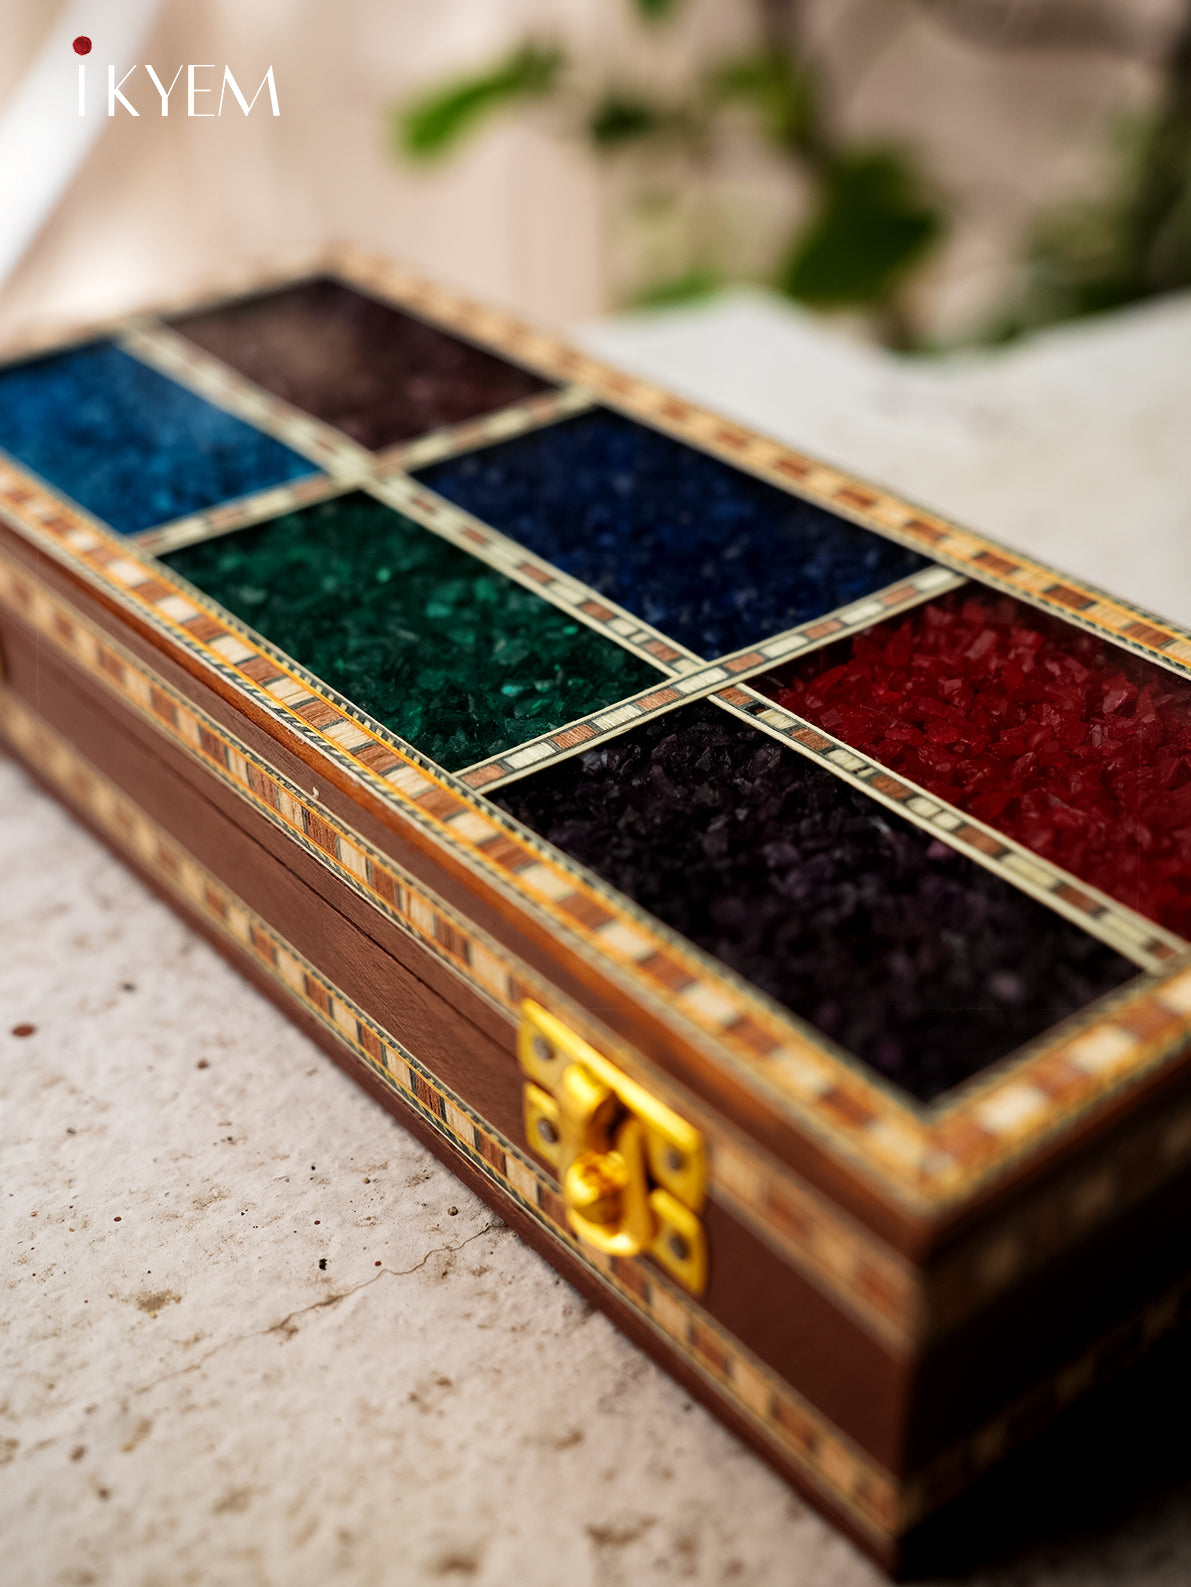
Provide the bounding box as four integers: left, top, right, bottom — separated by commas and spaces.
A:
714, 685, 1184, 974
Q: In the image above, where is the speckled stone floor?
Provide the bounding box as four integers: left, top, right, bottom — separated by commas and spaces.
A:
5, 289, 1191, 1587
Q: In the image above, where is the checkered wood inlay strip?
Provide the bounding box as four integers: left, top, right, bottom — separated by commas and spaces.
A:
0, 694, 902, 1549
132, 471, 349, 556
713, 683, 1184, 974
373, 384, 595, 473
333, 247, 1191, 680
457, 565, 964, 790
374, 470, 701, 674
120, 322, 375, 483
126, 373, 595, 559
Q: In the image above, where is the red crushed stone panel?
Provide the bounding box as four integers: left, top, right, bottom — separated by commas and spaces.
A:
762, 591, 1191, 936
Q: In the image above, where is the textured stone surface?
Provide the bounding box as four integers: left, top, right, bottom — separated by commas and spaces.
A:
0, 341, 315, 535
494, 700, 1135, 1102
416, 407, 928, 659
164, 493, 658, 771
763, 591, 1191, 936
170, 277, 555, 451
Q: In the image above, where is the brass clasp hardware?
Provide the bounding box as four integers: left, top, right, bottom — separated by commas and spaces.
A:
518, 1000, 707, 1294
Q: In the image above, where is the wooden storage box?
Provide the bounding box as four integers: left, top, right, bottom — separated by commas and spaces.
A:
4, 252, 1191, 1574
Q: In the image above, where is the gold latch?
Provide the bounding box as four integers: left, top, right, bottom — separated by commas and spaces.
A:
518, 1000, 707, 1294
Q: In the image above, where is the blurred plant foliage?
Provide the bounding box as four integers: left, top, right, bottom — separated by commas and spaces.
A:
393, 0, 1191, 347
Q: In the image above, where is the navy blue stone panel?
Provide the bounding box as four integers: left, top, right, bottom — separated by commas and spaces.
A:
0, 342, 316, 536
494, 701, 1137, 1103
415, 408, 930, 659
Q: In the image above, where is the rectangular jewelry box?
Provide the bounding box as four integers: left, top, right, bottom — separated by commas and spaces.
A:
4, 251, 1191, 1575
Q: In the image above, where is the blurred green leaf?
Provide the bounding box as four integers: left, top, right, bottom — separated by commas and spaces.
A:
588, 94, 668, 148
632, 0, 683, 20
709, 51, 816, 153
779, 149, 944, 307
990, 107, 1191, 340
633, 267, 722, 307
395, 45, 564, 159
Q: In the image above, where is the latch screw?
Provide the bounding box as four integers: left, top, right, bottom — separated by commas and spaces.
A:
532, 1035, 554, 1066
537, 1117, 559, 1146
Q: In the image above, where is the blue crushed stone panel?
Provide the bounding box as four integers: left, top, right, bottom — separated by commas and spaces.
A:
415, 407, 930, 659
0, 342, 316, 536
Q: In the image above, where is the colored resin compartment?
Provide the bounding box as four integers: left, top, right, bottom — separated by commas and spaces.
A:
494, 701, 1136, 1102
163, 493, 660, 771
414, 408, 930, 660
761, 591, 1191, 937
169, 278, 556, 452
0, 343, 315, 536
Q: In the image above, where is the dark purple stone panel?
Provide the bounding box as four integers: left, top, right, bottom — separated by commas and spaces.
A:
167, 277, 556, 452
493, 701, 1137, 1103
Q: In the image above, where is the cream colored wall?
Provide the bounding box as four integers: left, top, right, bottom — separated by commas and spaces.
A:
0, 0, 1177, 342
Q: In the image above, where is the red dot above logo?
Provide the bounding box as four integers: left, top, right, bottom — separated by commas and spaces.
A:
72, 36, 92, 56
